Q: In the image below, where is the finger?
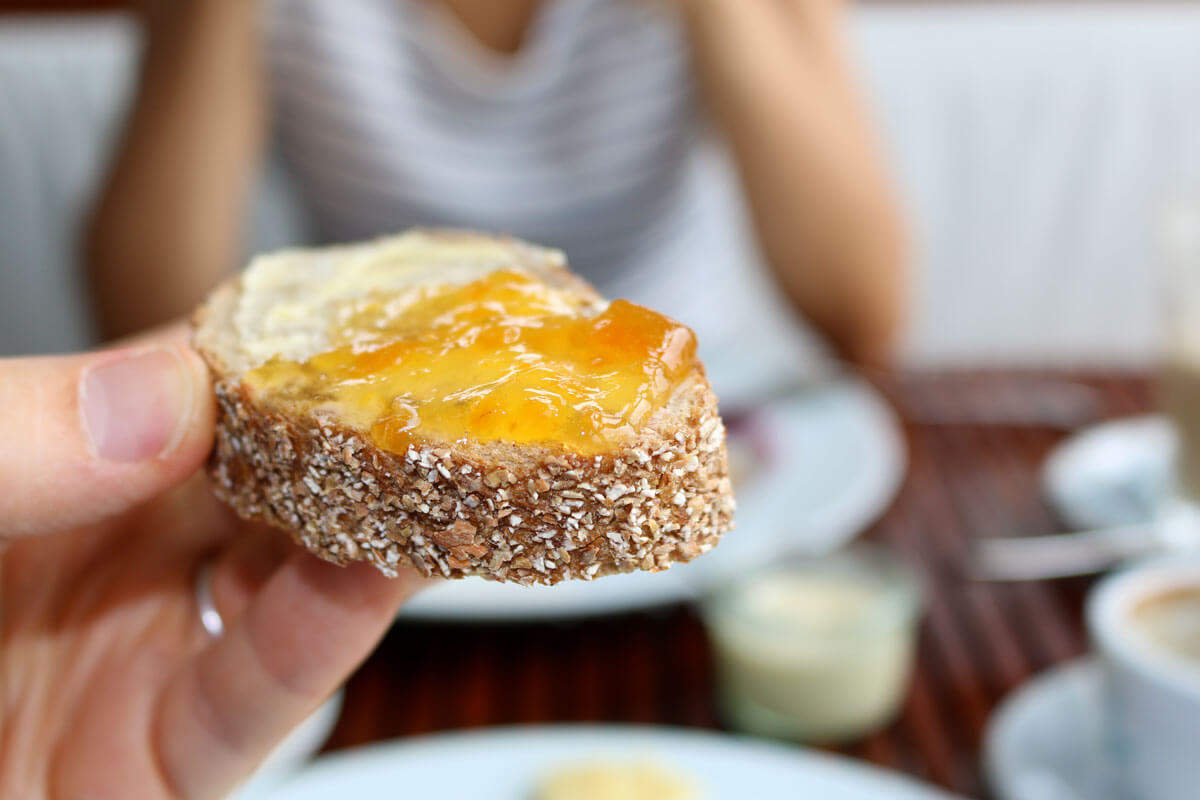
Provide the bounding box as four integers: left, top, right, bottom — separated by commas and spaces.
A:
0, 327, 214, 537
207, 525, 296, 628
155, 555, 424, 799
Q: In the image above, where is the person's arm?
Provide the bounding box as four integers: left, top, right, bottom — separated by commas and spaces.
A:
679, 0, 907, 367
85, 0, 266, 340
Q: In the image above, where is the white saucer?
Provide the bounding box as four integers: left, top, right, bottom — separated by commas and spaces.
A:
401, 377, 906, 622
985, 658, 1120, 800
256, 725, 963, 799
1042, 415, 1175, 530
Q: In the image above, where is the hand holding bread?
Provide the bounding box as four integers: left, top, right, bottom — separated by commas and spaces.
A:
0, 326, 424, 798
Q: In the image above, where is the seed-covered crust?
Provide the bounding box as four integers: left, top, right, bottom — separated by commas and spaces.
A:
194, 229, 735, 585
205, 372, 735, 585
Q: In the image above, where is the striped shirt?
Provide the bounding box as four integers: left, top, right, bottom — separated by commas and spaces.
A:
262, 0, 818, 387
265, 0, 699, 280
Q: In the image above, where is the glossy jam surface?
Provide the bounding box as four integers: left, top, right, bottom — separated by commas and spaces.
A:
245, 269, 696, 455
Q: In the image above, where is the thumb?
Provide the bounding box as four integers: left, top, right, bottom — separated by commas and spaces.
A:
0, 333, 215, 537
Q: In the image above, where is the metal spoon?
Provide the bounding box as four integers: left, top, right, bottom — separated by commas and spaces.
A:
969, 500, 1200, 581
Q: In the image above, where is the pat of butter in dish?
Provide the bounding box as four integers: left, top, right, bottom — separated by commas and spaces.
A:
534, 762, 700, 800
702, 548, 922, 743
242, 265, 697, 456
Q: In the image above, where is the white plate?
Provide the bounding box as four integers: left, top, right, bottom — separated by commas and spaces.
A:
400, 378, 906, 621
255, 725, 963, 799
985, 658, 1119, 800
1042, 415, 1175, 531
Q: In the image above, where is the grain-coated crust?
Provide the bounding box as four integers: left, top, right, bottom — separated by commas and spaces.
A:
203, 367, 734, 586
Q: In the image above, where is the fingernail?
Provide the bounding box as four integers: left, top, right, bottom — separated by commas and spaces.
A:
80, 348, 196, 462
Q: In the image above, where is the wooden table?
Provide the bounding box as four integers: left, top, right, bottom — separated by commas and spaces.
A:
323, 373, 1154, 799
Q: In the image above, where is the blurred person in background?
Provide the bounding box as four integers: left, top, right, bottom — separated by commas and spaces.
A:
86, 0, 905, 368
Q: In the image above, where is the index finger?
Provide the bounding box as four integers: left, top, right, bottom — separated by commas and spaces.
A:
153, 554, 424, 799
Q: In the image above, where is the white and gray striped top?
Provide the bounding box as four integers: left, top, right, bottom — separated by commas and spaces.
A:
262, 0, 819, 390
264, 0, 703, 285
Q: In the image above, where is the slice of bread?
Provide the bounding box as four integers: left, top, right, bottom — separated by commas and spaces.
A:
193, 229, 734, 585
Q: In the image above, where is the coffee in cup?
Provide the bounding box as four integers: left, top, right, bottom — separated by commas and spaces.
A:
1087, 557, 1200, 800
1130, 585, 1200, 664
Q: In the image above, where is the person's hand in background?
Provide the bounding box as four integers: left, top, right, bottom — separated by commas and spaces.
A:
0, 327, 422, 800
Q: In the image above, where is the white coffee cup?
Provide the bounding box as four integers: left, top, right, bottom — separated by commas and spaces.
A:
1086, 556, 1200, 800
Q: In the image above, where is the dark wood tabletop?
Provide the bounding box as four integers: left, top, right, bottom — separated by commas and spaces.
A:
322, 372, 1154, 799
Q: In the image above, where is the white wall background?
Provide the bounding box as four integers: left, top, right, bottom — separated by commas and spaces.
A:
852, 5, 1200, 367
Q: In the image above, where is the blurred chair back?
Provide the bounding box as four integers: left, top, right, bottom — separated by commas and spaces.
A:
0, 16, 130, 354
0, 14, 305, 355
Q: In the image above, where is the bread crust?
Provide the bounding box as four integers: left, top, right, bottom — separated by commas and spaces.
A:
194, 231, 735, 585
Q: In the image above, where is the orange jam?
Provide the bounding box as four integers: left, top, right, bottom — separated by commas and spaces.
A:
245, 269, 697, 455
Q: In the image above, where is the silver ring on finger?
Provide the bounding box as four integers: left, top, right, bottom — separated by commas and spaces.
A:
194, 560, 225, 639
